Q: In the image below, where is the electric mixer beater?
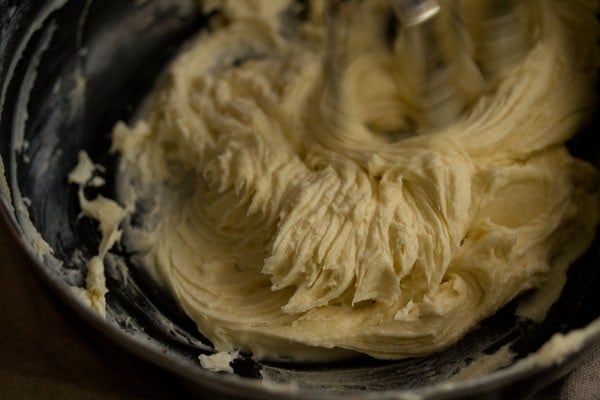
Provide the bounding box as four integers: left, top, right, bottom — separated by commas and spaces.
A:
326, 0, 530, 132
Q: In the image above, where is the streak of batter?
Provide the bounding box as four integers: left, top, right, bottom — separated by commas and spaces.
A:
111, 0, 600, 360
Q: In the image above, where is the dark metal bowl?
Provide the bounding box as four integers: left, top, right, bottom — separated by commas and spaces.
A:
1, 1, 600, 398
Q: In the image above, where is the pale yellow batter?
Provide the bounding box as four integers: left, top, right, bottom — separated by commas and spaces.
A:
110, 0, 600, 361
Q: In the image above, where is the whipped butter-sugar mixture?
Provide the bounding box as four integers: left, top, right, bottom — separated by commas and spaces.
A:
110, 0, 600, 361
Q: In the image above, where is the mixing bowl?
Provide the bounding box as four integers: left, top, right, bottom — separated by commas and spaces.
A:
1, 1, 600, 398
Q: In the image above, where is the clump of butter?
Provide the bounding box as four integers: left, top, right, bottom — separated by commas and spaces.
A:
69, 151, 125, 317
110, 0, 599, 360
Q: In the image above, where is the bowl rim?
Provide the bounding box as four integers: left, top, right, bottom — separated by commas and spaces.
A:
2, 196, 600, 400
1, 0, 599, 396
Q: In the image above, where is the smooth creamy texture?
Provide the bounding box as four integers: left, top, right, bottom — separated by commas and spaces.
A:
113, 0, 599, 360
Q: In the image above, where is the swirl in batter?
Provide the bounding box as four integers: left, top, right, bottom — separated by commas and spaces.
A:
112, 0, 600, 360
